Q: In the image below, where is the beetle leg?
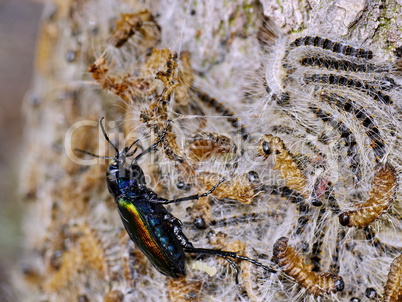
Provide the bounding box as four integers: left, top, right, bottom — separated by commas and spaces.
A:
184, 247, 276, 283
133, 120, 172, 161
221, 256, 240, 284
173, 225, 194, 249
163, 214, 194, 249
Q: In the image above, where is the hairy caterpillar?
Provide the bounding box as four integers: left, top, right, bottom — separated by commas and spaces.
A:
288, 36, 373, 60
187, 132, 237, 162
191, 87, 250, 141
310, 207, 327, 272
257, 134, 308, 199
383, 254, 402, 302
108, 10, 161, 48
272, 237, 344, 296
187, 209, 285, 230
271, 125, 327, 161
319, 91, 386, 162
195, 171, 260, 205
88, 55, 143, 103
339, 164, 397, 228
364, 226, 402, 254
299, 55, 389, 73
309, 105, 361, 176
304, 74, 393, 105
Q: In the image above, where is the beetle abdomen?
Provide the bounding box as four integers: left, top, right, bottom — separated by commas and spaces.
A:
117, 198, 186, 278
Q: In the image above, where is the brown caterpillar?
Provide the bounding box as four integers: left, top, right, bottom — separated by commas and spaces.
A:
89, 12, 162, 103
139, 50, 198, 179
196, 171, 260, 205
257, 134, 308, 199
43, 223, 109, 292
167, 278, 203, 302
383, 254, 402, 302
273, 237, 344, 296
187, 132, 237, 161
89, 55, 147, 103
108, 10, 161, 48
339, 164, 397, 229
104, 290, 125, 302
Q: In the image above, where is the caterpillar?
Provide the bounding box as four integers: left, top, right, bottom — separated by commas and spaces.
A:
293, 215, 310, 236
310, 207, 327, 272
299, 55, 389, 73
187, 132, 237, 162
309, 105, 361, 177
261, 185, 306, 205
108, 10, 161, 48
319, 91, 386, 162
339, 164, 397, 229
186, 210, 285, 230
304, 74, 393, 105
191, 87, 250, 141
195, 171, 259, 205
257, 134, 308, 199
288, 36, 373, 60
271, 125, 327, 160
364, 226, 401, 254
329, 230, 345, 275
272, 237, 344, 296
88, 55, 140, 103
383, 254, 402, 302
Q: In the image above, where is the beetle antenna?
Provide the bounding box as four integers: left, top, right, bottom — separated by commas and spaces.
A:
100, 117, 119, 154
74, 149, 114, 159
126, 139, 140, 156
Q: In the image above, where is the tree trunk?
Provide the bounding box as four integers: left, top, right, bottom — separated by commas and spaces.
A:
16, 0, 402, 301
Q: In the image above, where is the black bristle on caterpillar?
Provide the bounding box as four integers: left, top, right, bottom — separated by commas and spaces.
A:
290, 36, 373, 59
309, 106, 361, 177
304, 74, 393, 105
319, 92, 387, 162
299, 56, 389, 73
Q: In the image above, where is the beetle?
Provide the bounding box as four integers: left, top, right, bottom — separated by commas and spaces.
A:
77, 118, 276, 282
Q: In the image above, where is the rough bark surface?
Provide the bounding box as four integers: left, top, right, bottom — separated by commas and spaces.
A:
16, 0, 402, 301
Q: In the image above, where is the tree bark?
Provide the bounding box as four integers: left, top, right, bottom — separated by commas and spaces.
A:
16, 0, 402, 301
